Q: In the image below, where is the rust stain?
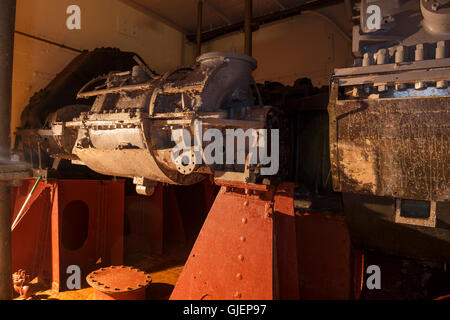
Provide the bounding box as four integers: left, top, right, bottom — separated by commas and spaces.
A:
333, 96, 450, 201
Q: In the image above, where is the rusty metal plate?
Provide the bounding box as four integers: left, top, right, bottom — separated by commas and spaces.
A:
170, 185, 274, 300
331, 96, 450, 201
87, 266, 151, 294
12, 179, 125, 292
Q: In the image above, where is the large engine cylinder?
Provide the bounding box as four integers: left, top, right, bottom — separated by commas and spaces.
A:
17, 52, 280, 193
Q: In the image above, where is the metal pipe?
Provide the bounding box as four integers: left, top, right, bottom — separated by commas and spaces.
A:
0, 0, 16, 300
244, 0, 253, 56
14, 30, 83, 53
196, 0, 203, 57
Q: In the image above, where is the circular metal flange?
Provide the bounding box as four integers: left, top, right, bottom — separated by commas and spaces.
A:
174, 151, 197, 175
86, 266, 152, 297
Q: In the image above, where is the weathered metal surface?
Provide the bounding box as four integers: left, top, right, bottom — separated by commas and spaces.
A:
331, 95, 450, 202
86, 266, 151, 300
16, 52, 283, 188
171, 182, 299, 300
19, 48, 143, 129
11, 179, 125, 292
170, 183, 275, 300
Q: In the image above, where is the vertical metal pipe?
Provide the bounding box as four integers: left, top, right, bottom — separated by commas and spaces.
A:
244, 0, 253, 56
196, 0, 203, 57
0, 0, 16, 301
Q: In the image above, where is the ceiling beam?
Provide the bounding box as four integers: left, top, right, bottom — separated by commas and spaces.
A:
187, 0, 343, 43
118, 0, 190, 35
204, 0, 232, 25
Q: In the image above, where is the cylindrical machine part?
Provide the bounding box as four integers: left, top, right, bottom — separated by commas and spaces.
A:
245, 0, 253, 56
436, 41, 447, 59
395, 45, 405, 63
0, 0, 16, 301
436, 41, 448, 88
415, 44, 426, 89
415, 43, 425, 61
376, 49, 388, 92
376, 49, 387, 65
395, 46, 407, 90
362, 53, 372, 66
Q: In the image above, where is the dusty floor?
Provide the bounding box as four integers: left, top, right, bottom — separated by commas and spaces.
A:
14, 245, 191, 300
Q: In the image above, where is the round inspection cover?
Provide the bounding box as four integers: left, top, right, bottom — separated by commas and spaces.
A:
86, 266, 152, 294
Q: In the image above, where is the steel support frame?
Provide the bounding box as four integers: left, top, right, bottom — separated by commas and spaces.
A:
170, 181, 299, 300
11, 179, 124, 292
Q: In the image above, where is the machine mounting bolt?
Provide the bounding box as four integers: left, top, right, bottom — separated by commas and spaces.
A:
238, 255, 244, 262
236, 273, 243, 280
242, 218, 248, 224
234, 292, 242, 299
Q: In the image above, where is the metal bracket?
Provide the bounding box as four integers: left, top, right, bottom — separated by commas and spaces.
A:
133, 177, 157, 196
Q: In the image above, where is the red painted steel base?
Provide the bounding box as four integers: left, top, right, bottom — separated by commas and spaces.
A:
170, 182, 299, 300
11, 179, 124, 292
87, 266, 151, 300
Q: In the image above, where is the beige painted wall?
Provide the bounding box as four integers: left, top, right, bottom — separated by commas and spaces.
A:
201, 3, 352, 87
11, 1, 352, 140
12, 0, 189, 138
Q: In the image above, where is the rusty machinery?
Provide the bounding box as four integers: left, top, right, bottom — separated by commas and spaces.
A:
330, 0, 450, 262
13, 51, 294, 299
16, 52, 285, 191
10, 0, 450, 300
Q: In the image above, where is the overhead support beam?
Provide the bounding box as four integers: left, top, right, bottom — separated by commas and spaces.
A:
197, 0, 203, 57
187, 0, 343, 43
0, 0, 16, 301
244, 0, 253, 56
118, 0, 190, 35
204, 0, 232, 25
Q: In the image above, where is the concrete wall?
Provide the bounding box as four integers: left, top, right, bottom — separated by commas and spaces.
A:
12, 0, 189, 138
201, 3, 353, 87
